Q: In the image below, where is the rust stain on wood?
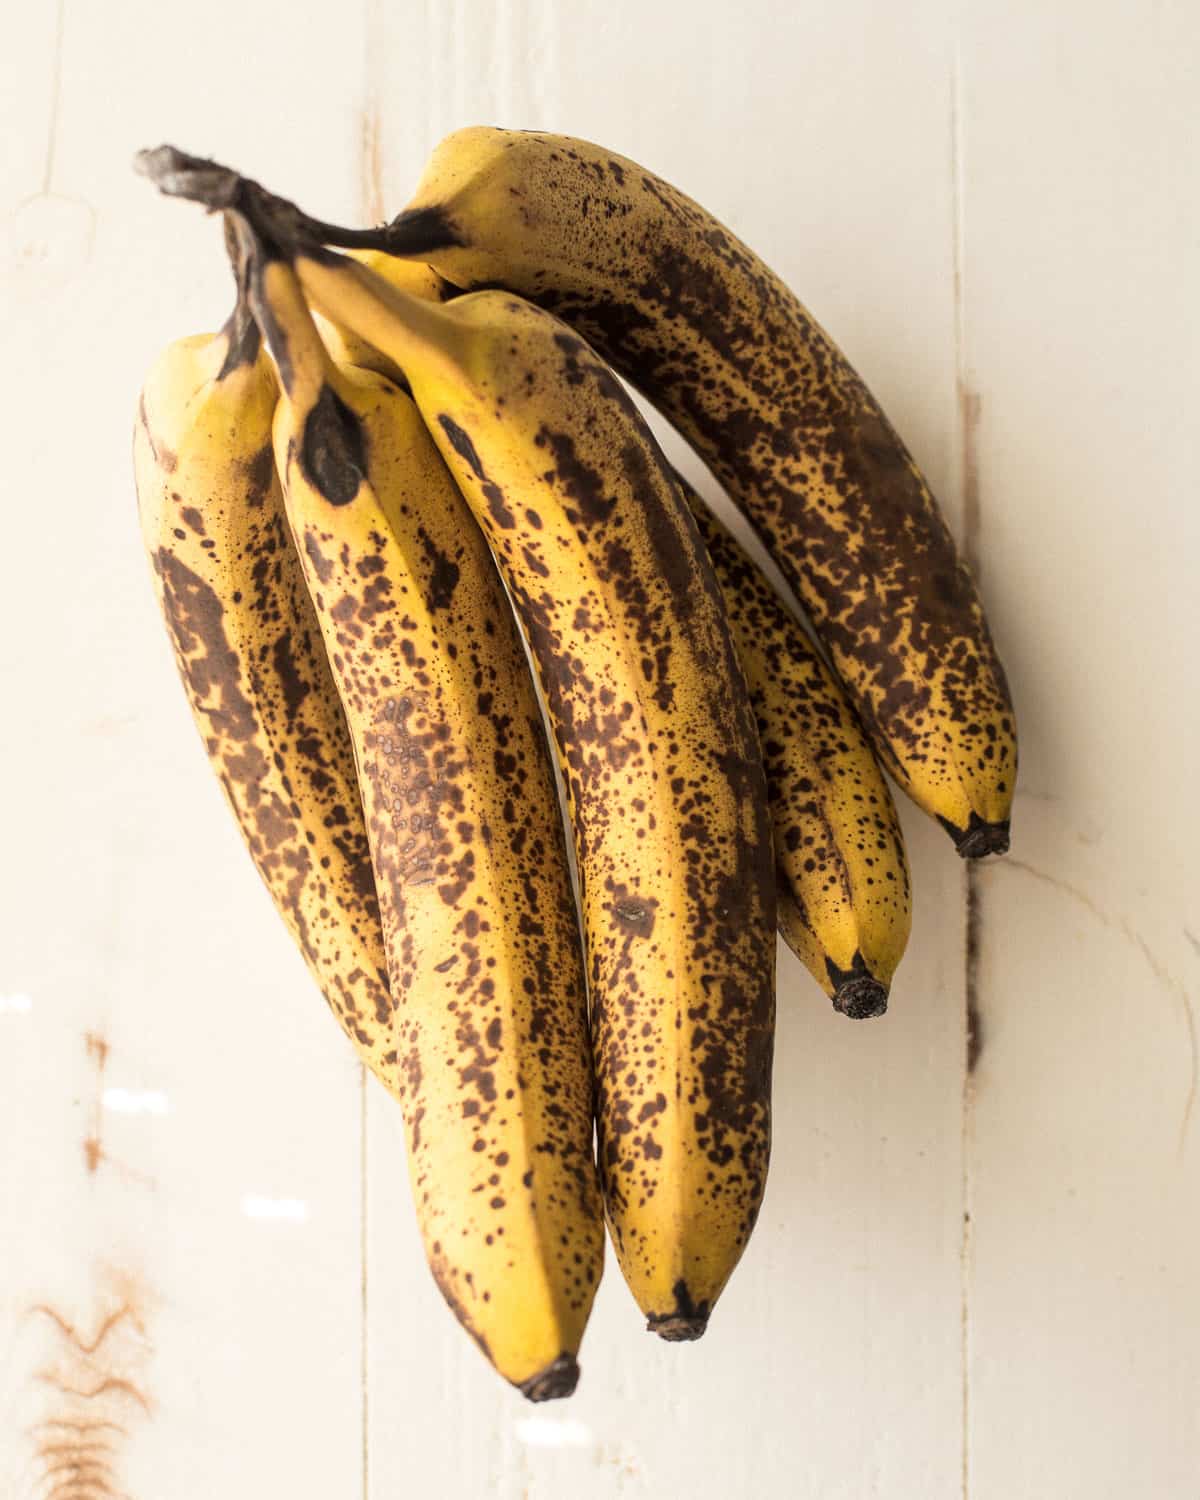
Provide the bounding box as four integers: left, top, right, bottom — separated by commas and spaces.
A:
83, 1030, 109, 1175
22, 1275, 155, 1498
30, 1303, 144, 1356
79, 1031, 156, 1187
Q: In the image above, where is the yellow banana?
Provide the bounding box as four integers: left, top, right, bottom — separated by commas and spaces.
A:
291, 242, 776, 1341
243, 226, 604, 1399
681, 479, 911, 1018
376, 127, 1017, 857
132, 233, 395, 1084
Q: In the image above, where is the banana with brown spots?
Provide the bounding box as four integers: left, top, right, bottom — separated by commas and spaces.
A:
243, 226, 604, 1400
290, 240, 776, 1341
373, 128, 1017, 858
319, 251, 911, 1017
681, 478, 911, 1019
132, 235, 396, 1086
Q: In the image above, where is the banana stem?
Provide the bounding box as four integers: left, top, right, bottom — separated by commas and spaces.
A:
214, 211, 261, 378
135, 144, 396, 255
136, 144, 462, 396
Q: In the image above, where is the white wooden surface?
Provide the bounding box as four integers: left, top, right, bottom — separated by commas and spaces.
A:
1, 2, 1195, 1496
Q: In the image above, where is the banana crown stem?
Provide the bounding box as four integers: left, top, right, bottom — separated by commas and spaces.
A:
135, 144, 463, 395
135, 145, 393, 251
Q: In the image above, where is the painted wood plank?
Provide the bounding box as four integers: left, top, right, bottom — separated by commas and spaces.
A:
363, 4, 970, 1496
22, 1, 1196, 1494
958, 2, 1200, 1495
0, 4, 373, 1497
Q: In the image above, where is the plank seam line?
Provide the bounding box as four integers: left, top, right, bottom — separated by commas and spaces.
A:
357, 2, 386, 1483
360, 1060, 369, 1500
994, 859, 1198, 1155
951, 36, 975, 1500
42, 0, 66, 194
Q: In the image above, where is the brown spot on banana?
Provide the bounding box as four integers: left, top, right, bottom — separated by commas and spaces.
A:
684, 479, 911, 1013
133, 319, 396, 1102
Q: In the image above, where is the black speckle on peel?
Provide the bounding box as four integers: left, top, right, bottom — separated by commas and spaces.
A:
417, 526, 460, 611
611, 894, 656, 939
437, 413, 516, 528
436, 411, 486, 477
301, 385, 366, 506
242, 442, 276, 507
536, 427, 613, 526
271, 628, 310, 723
155, 550, 258, 744
304, 529, 335, 584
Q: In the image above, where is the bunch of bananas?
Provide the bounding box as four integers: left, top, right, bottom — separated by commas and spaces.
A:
133, 130, 1015, 1401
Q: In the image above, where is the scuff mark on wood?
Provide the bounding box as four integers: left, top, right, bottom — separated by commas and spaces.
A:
997, 859, 1198, 1153
360, 99, 385, 226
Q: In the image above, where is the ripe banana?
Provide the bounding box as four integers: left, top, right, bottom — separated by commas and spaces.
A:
133, 233, 396, 1085
681, 478, 911, 1018
243, 225, 604, 1399
376, 127, 1017, 857
291, 242, 776, 1340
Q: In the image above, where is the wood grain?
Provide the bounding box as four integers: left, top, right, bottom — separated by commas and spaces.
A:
0, 3, 369, 1497
363, 4, 967, 1497
958, 2, 1200, 1494
4, 0, 1196, 1494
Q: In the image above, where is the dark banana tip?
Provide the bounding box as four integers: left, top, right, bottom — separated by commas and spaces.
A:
648, 1313, 708, 1342
646, 1279, 710, 1340
832, 976, 889, 1020
518, 1353, 580, 1402
946, 812, 1011, 860
824, 950, 886, 1017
